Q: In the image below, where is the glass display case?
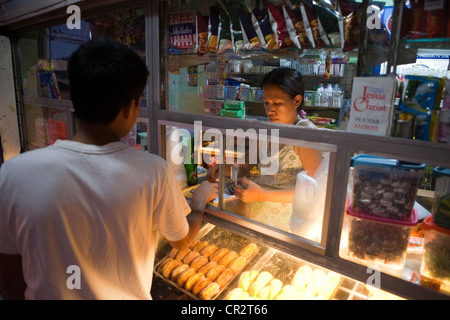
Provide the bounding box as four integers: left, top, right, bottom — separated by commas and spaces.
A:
3, 0, 450, 300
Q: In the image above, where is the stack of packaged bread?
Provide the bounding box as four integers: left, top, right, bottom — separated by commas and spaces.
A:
224, 265, 341, 300
156, 240, 258, 300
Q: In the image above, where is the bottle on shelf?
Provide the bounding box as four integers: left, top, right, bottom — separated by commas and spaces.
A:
315, 83, 324, 106
325, 84, 333, 107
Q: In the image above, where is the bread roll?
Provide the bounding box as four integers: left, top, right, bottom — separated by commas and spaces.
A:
306, 269, 326, 297
215, 268, 234, 289
298, 265, 313, 285
205, 264, 225, 281
192, 241, 209, 252
175, 248, 191, 261
170, 263, 189, 282
248, 271, 273, 297
256, 285, 270, 300
317, 271, 341, 300
292, 270, 306, 291
239, 243, 258, 260
169, 247, 179, 259
225, 287, 249, 300
197, 261, 217, 276
218, 251, 239, 267
156, 257, 173, 273
210, 248, 229, 262
275, 285, 298, 300
199, 282, 220, 300
228, 256, 247, 274
296, 290, 315, 300
192, 278, 212, 296
176, 267, 196, 287
190, 255, 208, 271
239, 270, 259, 292
200, 244, 219, 258
162, 259, 182, 279
267, 279, 283, 300
184, 272, 205, 292
183, 250, 200, 265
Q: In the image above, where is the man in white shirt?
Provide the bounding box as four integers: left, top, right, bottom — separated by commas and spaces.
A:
0, 38, 218, 299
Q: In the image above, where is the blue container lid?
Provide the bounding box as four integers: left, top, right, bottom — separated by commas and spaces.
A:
351, 154, 426, 171
432, 167, 450, 179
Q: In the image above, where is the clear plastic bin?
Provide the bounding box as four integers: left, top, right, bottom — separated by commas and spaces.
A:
342, 203, 418, 271
432, 167, 450, 229
351, 155, 425, 221
420, 215, 450, 285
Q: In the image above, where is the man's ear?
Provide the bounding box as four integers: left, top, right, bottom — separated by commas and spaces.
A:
122, 100, 135, 120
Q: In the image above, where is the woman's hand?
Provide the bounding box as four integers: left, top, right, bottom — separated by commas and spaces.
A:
206, 165, 219, 183
234, 177, 265, 203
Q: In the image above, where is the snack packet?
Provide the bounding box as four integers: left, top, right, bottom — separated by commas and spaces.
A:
265, 0, 295, 49
337, 0, 361, 52
207, 6, 221, 53
218, 6, 233, 54
300, 0, 331, 49
168, 11, 197, 54
238, 7, 264, 51
219, 0, 245, 53
197, 13, 209, 56
252, 0, 279, 50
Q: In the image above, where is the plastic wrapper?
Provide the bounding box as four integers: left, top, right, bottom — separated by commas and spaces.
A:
252, 1, 279, 50
168, 11, 197, 54
300, 0, 330, 49
219, 0, 245, 53
337, 0, 361, 52
197, 13, 209, 56
218, 6, 234, 54
208, 6, 221, 53
265, 1, 294, 49
283, 4, 312, 49
239, 3, 264, 51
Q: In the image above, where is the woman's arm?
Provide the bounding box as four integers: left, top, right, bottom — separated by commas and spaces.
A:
234, 177, 295, 203
293, 146, 322, 177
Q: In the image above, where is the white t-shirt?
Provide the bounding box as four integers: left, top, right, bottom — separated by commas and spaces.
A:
0, 140, 191, 299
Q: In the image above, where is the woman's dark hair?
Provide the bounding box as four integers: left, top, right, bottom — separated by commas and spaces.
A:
68, 38, 149, 124
260, 67, 305, 109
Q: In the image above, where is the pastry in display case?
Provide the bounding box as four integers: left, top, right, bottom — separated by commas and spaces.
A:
152, 223, 403, 300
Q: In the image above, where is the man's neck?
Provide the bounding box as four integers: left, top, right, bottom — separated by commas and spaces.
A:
73, 121, 122, 146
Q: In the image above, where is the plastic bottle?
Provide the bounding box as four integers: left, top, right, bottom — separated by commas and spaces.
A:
315, 83, 324, 106
325, 84, 333, 107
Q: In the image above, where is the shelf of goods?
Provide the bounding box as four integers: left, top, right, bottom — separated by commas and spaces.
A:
152, 224, 403, 300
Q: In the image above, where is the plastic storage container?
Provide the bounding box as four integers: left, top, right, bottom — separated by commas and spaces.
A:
343, 203, 418, 271
351, 155, 425, 221
420, 215, 450, 285
432, 167, 450, 229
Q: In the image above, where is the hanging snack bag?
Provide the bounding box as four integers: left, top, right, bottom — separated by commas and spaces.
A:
218, 6, 234, 54
252, 1, 279, 50
337, 0, 361, 52
208, 6, 221, 53
283, 3, 312, 49
300, 0, 331, 49
197, 13, 209, 56
220, 0, 245, 53
168, 11, 197, 54
238, 7, 264, 51
265, 0, 295, 49
408, 0, 426, 39
314, 0, 341, 47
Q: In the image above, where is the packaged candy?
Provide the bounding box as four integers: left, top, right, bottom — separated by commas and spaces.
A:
168, 11, 197, 54
265, 0, 294, 49
220, 0, 245, 53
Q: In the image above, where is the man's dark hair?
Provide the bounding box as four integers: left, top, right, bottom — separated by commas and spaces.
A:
68, 38, 149, 124
260, 67, 305, 109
